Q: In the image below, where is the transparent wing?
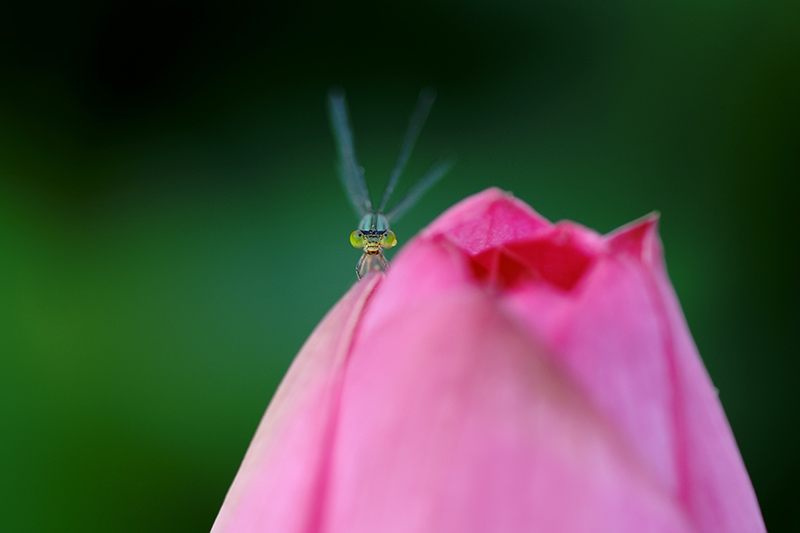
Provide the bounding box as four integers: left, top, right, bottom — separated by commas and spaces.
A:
378, 89, 436, 213
328, 89, 372, 217
385, 159, 454, 223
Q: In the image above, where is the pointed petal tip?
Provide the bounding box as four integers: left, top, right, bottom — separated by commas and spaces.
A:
421, 188, 553, 254
606, 211, 663, 265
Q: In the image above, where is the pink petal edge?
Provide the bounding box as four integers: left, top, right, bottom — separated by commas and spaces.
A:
211, 275, 381, 533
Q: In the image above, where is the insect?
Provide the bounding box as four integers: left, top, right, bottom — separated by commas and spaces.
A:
328, 89, 452, 280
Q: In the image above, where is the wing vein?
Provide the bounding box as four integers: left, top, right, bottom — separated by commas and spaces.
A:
328, 89, 372, 216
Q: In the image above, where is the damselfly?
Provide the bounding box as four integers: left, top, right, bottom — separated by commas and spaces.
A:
328, 89, 452, 280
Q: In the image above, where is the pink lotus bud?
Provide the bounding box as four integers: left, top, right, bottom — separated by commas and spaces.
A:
212, 188, 764, 532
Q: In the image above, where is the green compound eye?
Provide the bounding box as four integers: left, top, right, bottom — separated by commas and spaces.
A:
380, 230, 397, 249
350, 230, 365, 249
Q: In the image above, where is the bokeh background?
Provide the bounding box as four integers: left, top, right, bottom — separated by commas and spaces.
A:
1, 1, 796, 531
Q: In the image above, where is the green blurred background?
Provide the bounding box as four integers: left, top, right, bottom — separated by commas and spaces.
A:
1, 1, 796, 530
